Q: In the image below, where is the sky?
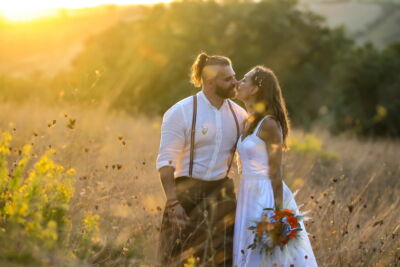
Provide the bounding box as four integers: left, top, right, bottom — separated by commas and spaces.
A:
0, 0, 172, 21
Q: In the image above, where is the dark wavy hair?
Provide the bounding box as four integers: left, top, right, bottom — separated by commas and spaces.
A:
190, 52, 232, 87
248, 66, 291, 150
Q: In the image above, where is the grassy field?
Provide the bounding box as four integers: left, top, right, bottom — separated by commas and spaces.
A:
0, 1, 399, 266
0, 102, 399, 266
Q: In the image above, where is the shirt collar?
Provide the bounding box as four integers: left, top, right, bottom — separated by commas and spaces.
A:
198, 90, 228, 110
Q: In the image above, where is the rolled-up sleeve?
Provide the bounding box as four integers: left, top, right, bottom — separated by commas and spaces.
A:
156, 104, 186, 171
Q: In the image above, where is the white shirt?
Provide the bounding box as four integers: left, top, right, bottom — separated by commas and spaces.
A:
156, 91, 248, 181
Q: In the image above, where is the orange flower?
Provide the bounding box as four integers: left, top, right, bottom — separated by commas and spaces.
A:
287, 216, 298, 228
283, 209, 293, 215
273, 210, 283, 220
257, 222, 267, 236
257, 222, 276, 236
251, 207, 303, 251
266, 222, 275, 231
288, 230, 298, 239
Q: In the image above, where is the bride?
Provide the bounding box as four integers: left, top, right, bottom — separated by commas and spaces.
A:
233, 66, 318, 266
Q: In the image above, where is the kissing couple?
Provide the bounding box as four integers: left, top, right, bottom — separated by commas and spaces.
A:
156, 53, 318, 267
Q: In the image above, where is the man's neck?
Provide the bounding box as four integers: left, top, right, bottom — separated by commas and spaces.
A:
202, 89, 225, 109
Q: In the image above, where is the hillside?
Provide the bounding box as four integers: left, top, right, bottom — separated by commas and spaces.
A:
299, 0, 400, 48
0, 5, 145, 77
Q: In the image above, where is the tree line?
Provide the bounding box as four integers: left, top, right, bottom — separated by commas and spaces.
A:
1, 0, 399, 137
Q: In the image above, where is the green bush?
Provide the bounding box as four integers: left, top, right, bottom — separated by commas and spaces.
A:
328, 43, 400, 137
0, 132, 75, 263
0, 132, 101, 265
288, 134, 338, 165
58, 0, 350, 126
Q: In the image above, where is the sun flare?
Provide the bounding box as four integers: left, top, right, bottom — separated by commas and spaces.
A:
0, 0, 172, 22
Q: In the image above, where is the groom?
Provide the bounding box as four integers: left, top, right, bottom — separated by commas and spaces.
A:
156, 52, 247, 266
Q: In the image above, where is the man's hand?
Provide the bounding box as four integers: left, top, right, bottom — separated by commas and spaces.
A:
159, 166, 190, 227
166, 201, 190, 229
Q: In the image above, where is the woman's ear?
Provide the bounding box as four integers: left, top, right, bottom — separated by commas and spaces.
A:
250, 85, 259, 96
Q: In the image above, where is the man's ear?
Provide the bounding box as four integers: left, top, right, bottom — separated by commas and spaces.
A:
205, 77, 215, 87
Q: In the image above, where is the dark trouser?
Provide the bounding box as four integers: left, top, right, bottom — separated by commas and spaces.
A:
158, 176, 236, 267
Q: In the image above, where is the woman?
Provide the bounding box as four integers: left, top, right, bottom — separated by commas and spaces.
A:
233, 66, 318, 266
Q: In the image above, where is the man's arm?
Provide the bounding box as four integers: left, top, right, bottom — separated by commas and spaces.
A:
156, 105, 185, 197
159, 166, 177, 201
156, 105, 189, 223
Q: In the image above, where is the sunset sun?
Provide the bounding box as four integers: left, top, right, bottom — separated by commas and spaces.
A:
0, 0, 172, 22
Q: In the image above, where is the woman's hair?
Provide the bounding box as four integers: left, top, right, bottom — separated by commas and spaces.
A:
190, 52, 232, 87
248, 66, 291, 150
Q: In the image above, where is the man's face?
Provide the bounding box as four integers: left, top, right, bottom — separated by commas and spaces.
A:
214, 65, 237, 99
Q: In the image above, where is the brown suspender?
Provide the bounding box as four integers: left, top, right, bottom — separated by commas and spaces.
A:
189, 95, 197, 177
227, 100, 240, 176
188, 95, 239, 178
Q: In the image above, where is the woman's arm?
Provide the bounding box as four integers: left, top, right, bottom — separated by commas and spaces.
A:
257, 117, 284, 210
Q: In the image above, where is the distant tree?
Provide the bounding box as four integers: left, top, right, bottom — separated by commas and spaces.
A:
46, 0, 399, 136
329, 43, 400, 137
64, 0, 350, 125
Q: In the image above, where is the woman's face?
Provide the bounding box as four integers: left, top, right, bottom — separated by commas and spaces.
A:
237, 70, 258, 102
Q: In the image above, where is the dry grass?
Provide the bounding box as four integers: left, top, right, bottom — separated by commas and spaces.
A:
286, 129, 400, 266
0, 102, 399, 266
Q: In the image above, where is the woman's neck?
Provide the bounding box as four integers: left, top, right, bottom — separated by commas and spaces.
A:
244, 99, 257, 114
245, 100, 273, 118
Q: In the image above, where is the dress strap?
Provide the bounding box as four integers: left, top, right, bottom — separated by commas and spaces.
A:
255, 115, 283, 139
226, 100, 240, 176
254, 115, 273, 136
189, 94, 197, 177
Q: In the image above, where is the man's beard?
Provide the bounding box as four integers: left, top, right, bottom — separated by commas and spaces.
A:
215, 84, 236, 99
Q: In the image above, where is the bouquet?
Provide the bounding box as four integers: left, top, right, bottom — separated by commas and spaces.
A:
247, 208, 305, 253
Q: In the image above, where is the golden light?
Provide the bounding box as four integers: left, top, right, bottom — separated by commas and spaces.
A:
0, 0, 173, 22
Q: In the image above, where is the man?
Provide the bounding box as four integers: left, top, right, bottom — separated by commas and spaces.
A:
156, 53, 247, 266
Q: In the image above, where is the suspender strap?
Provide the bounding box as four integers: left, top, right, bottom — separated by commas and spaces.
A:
226, 100, 240, 176
189, 95, 197, 177
189, 96, 239, 178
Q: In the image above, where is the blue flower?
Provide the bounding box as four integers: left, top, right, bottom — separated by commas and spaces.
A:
283, 223, 292, 236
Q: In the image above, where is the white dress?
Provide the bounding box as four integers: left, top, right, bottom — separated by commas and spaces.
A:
233, 116, 318, 267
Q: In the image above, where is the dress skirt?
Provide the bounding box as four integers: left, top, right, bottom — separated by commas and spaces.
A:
233, 174, 318, 267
